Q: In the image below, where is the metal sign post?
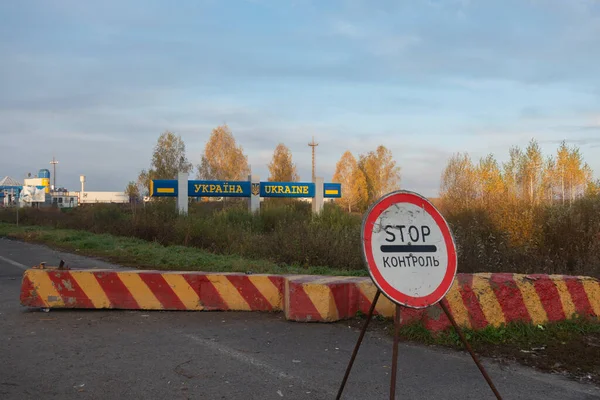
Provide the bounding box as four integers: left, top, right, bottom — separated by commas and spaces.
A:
336, 190, 502, 400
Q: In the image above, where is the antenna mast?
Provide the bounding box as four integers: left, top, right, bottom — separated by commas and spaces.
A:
308, 136, 319, 182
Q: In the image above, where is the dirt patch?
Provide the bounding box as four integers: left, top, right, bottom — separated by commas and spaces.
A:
471, 332, 600, 385
337, 315, 600, 386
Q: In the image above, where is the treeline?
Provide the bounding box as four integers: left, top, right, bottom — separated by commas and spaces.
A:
439, 139, 600, 276
440, 139, 596, 213
125, 125, 402, 211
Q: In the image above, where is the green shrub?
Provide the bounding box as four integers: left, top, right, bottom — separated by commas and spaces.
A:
1, 195, 599, 276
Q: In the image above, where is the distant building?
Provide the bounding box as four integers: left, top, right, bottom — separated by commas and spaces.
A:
77, 191, 129, 204
0, 176, 22, 206
24, 169, 51, 193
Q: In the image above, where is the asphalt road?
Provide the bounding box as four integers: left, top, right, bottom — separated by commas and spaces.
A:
1, 237, 599, 400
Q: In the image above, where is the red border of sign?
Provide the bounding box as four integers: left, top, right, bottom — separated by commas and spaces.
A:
361, 190, 457, 309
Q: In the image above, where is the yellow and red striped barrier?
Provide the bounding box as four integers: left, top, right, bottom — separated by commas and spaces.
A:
20, 269, 599, 331
20, 269, 285, 312
284, 273, 600, 331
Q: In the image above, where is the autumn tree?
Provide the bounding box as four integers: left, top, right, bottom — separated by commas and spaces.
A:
332, 151, 368, 212
519, 139, 544, 204
502, 146, 523, 201
540, 156, 557, 204
125, 181, 141, 203
554, 141, 570, 203
532, 140, 593, 205
439, 152, 478, 213
198, 124, 249, 181
137, 130, 193, 195
358, 145, 401, 204
136, 170, 153, 197
585, 179, 600, 197
559, 142, 592, 204
476, 154, 505, 209
267, 143, 300, 182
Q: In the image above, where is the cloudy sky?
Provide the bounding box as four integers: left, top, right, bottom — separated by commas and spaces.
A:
1, 0, 599, 196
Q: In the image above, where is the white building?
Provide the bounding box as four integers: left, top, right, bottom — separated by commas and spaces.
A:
77, 191, 129, 204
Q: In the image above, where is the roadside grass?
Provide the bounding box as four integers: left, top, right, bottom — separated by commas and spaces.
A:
394, 316, 600, 347
0, 223, 368, 277
349, 313, 600, 384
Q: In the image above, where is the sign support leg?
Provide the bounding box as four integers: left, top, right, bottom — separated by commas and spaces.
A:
390, 304, 400, 400
439, 301, 503, 400
336, 290, 381, 400
390, 304, 401, 399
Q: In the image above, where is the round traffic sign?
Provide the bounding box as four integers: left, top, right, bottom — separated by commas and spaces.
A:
361, 190, 457, 309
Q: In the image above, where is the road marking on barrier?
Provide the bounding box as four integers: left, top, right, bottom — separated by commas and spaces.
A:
444, 281, 472, 329
564, 278, 594, 316
119, 272, 163, 310
514, 277, 548, 325
207, 275, 252, 311
162, 273, 203, 310
70, 271, 112, 308
31, 269, 65, 307
0, 255, 29, 270
303, 283, 338, 321
581, 279, 600, 316
357, 281, 395, 317
139, 273, 187, 309
472, 273, 505, 327
551, 276, 577, 319
248, 276, 282, 310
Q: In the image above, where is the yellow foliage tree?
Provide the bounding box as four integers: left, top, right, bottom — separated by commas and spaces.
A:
197, 124, 249, 181
529, 140, 593, 205
476, 154, 505, 209
520, 139, 544, 205
267, 143, 300, 182
563, 143, 591, 205
358, 145, 401, 204
502, 146, 523, 201
439, 152, 477, 213
332, 151, 368, 212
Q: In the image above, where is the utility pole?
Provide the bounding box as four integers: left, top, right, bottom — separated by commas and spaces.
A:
308, 136, 318, 182
50, 156, 58, 192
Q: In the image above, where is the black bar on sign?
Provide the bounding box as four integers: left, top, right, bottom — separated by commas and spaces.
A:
380, 245, 437, 253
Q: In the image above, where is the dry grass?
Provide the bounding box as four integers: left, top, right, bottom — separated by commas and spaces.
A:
1, 195, 599, 276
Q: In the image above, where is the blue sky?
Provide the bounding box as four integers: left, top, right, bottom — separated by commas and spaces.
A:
1, 0, 599, 196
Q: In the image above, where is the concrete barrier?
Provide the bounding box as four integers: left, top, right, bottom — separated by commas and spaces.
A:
20, 268, 285, 312
282, 273, 600, 331
20, 268, 599, 331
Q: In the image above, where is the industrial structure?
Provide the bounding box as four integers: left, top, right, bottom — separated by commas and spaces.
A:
1, 161, 129, 208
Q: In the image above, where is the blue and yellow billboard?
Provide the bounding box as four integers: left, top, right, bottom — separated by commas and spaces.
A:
150, 179, 178, 197
189, 181, 250, 197
260, 182, 315, 198
151, 179, 342, 199
323, 183, 341, 198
